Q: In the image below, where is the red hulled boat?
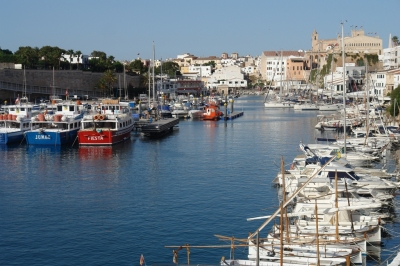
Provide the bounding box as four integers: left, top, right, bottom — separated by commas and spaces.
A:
78, 100, 134, 145
202, 104, 223, 120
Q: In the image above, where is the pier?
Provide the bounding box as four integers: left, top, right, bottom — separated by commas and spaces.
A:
140, 118, 179, 137
223, 111, 244, 120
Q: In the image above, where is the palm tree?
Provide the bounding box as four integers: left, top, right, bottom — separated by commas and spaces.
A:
67, 49, 74, 70
95, 78, 107, 98
75, 50, 82, 70
392, 36, 399, 47
103, 69, 117, 97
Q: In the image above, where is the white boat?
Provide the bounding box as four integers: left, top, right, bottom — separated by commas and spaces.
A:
0, 104, 38, 144
264, 99, 295, 108
188, 106, 206, 119
171, 102, 189, 119
318, 103, 343, 111
293, 101, 319, 110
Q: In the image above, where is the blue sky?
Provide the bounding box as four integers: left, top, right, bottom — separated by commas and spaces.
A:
2, 0, 399, 61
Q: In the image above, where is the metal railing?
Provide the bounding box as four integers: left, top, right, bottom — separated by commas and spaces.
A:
0, 80, 102, 98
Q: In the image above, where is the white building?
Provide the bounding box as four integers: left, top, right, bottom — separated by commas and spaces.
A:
188, 66, 212, 77
241, 66, 255, 74
206, 65, 247, 90
324, 64, 365, 94
393, 71, 400, 89
381, 46, 400, 70
221, 58, 236, 67
369, 71, 386, 99
61, 53, 89, 65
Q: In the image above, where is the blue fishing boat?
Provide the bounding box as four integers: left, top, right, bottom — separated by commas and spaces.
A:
25, 101, 86, 145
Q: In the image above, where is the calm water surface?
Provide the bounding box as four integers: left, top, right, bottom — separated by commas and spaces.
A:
0, 95, 399, 265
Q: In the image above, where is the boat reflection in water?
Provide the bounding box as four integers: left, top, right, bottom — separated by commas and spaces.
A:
26, 145, 62, 153
78, 146, 113, 160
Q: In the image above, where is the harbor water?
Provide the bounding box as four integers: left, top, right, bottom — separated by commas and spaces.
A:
0, 95, 399, 265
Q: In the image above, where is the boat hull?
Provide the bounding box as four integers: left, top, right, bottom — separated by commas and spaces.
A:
78, 125, 134, 145
25, 129, 79, 145
264, 102, 294, 108
0, 131, 25, 145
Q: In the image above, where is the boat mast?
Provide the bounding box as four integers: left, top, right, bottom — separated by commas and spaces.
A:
364, 61, 369, 146
152, 42, 155, 105
124, 64, 127, 99
279, 51, 283, 98
23, 66, 27, 102
341, 22, 347, 154
330, 51, 334, 104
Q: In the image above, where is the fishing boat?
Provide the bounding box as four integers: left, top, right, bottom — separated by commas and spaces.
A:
25, 101, 86, 145
0, 104, 38, 144
77, 100, 134, 145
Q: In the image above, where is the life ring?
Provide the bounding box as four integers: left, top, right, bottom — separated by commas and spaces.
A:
94, 114, 99, 120
99, 114, 104, 120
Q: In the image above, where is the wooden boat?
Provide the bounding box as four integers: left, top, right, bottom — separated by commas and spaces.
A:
78, 100, 134, 145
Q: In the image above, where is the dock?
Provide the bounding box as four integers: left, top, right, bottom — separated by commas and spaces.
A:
223, 111, 244, 120
140, 118, 179, 137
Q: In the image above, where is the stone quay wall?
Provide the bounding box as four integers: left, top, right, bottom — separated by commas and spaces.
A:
0, 69, 141, 103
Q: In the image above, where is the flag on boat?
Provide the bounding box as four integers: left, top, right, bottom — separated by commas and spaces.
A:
65, 89, 69, 96
15, 94, 20, 104
140, 254, 144, 266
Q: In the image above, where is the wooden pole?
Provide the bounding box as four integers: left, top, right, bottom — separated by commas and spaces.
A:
315, 200, 320, 266
256, 231, 259, 266
335, 170, 339, 242
344, 180, 355, 232
231, 236, 235, 260
281, 157, 290, 244
280, 201, 284, 266
186, 244, 190, 265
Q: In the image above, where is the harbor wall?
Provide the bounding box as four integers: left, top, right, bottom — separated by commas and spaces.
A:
0, 69, 141, 101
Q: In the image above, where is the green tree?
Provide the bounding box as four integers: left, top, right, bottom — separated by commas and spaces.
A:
0, 48, 15, 63
103, 69, 117, 96
113, 61, 124, 73
129, 59, 146, 74
67, 49, 74, 70
38, 46, 65, 69
75, 50, 82, 70
15, 46, 40, 68
91, 50, 107, 61
95, 78, 107, 97
392, 36, 399, 46
203, 60, 216, 68
388, 85, 400, 117
155, 61, 180, 77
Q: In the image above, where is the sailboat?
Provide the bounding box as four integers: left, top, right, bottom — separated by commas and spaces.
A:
264, 51, 294, 108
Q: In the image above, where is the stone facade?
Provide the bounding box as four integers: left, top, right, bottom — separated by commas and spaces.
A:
0, 69, 140, 100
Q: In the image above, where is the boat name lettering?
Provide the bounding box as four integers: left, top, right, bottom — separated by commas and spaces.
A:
35, 135, 51, 140
88, 136, 103, 140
